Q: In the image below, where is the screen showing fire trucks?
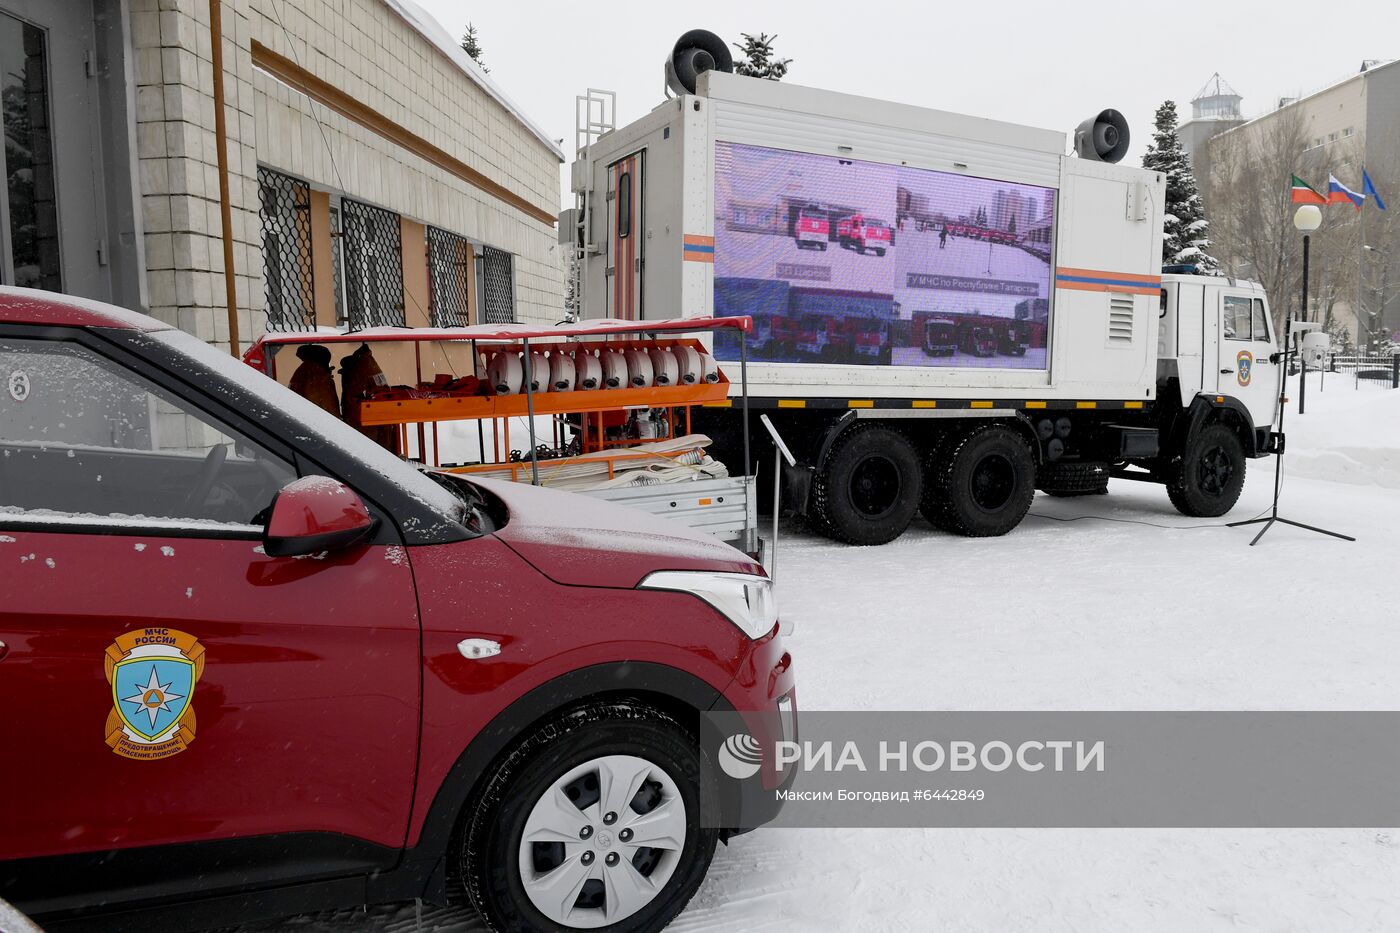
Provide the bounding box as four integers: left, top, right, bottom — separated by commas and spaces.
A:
712, 140, 1053, 370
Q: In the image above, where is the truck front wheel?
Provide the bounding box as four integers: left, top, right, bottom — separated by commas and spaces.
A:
925, 424, 1035, 536
1166, 423, 1245, 517
811, 424, 922, 545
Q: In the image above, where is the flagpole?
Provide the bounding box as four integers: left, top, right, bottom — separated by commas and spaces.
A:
1357, 188, 1367, 353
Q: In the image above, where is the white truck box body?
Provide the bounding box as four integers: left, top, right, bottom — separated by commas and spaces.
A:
577, 72, 1166, 404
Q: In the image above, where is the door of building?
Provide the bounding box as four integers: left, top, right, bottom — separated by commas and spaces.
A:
0, 1, 112, 299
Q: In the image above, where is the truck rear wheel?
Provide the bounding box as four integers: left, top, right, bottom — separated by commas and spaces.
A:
925, 423, 1035, 536
811, 424, 922, 545
1166, 423, 1245, 517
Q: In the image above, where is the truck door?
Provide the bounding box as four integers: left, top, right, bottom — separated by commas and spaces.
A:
606, 152, 644, 320
1218, 290, 1277, 427
1173, 280, 1206, 398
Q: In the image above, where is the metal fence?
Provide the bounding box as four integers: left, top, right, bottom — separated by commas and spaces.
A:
427, 225, 472, 327
256, 167, 316, 332
1325, 354, 1400, 387
480, 245, 516, 324
341, 198, 405, 330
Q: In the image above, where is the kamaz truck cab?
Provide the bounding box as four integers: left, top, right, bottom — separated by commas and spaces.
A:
1156, 274, 1281, 450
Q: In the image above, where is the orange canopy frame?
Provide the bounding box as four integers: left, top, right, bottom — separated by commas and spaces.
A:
241, 315, 755, 486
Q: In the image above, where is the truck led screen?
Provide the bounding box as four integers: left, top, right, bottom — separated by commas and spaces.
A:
712, 141, 1054, 370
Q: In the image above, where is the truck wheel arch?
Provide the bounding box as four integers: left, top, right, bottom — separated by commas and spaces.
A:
1180, 395, 1258, 458
403, 661, 731, 903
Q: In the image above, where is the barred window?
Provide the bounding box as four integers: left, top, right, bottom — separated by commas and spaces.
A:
480, 245, 515, 324
427, 225, 473, 327
329, 203, 346, 326
257, 167, 315, 332
341, 198, 405, 330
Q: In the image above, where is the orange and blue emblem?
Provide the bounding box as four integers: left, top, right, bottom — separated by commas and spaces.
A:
105, 628, 204, 760
1055, 267, 1162, 296
1237, 350, 1253, 386
683, 234, 715, 263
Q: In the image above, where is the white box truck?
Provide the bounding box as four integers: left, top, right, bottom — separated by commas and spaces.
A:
566, 32, 1283, 545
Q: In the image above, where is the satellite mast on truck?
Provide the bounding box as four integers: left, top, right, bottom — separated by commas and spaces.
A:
567, 31, 1284, 546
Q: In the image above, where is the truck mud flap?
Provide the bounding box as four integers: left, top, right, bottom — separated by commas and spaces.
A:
780, 458, 814, 517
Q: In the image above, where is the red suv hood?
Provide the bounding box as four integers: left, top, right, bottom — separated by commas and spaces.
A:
470, 477, 762, 588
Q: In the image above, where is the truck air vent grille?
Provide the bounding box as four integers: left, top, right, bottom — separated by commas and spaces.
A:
1108, 294, 1135, 343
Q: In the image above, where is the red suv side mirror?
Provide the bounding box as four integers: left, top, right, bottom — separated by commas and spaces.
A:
263, 476, 379, 557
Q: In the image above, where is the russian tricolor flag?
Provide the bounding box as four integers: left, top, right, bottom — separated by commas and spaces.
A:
1327, 174, 1365, 210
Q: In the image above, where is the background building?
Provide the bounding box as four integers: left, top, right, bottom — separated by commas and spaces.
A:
1203, 59, 1400, 349
3, 0, 566, 358
1177, 73, 1245, 190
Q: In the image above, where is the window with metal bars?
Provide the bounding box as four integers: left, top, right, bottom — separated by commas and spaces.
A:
256, 167, 316, 331
427, 225, 473, 327
341, 198, 405, 330
329, 204, 346, 326
480, 245, 516, 324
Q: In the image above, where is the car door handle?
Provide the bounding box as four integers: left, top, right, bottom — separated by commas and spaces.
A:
1220, 369, 1233, 374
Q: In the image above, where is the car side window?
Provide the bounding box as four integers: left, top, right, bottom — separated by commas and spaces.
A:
1251, 299, 1271, 343
1223, 295, 1253, 341
0, 338, 296, 528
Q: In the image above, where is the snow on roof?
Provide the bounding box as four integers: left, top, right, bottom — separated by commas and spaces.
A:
245, 316, 754, 360
1193, 73, 1241, 101
382, 0, 565, 163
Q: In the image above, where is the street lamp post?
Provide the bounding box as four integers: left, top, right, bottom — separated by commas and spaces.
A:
1228, 204, 1353, 546
1363, 245, 1381, 352
1363, 245, 1390, 353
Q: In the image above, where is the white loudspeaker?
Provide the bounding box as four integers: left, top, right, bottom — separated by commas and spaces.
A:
574, 349, 602, 390
548, 352, 576, 391
676, 346, 702, 384
648, 347, 679, 386
601, 349, 628, 388
624, 348, 654, 387
487, 351, 522, 395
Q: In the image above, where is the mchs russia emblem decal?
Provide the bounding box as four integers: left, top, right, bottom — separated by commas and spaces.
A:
105, 628, 204, 760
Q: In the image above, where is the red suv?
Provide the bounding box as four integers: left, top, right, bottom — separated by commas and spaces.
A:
0, 289, 795, 932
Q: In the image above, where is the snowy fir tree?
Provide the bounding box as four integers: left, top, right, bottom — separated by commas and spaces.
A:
460, 23, 488, 73
733, 33, 791, 81
1142, 100, 1218, 273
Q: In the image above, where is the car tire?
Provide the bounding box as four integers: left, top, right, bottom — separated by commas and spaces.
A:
811, 423, 922, 545
1166, 423, 1245, 517
459, 701, 717, 933
925, 423, 1035, 536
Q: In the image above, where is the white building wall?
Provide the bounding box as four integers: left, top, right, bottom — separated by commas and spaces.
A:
131, 0, 264, 352
129, 0, 564, 354
247, 0, 565, 325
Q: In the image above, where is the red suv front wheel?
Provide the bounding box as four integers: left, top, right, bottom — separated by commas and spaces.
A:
459, 701, 718, 932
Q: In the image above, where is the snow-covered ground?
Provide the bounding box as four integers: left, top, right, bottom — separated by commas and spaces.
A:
220, 376, 1400, 932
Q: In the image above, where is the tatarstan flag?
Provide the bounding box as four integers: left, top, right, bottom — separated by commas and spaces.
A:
1290, 174, 1327, 205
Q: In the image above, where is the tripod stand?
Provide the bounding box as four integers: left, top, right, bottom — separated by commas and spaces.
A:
1228, 226, 1354, 546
